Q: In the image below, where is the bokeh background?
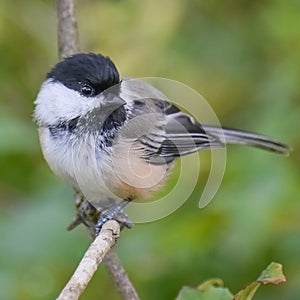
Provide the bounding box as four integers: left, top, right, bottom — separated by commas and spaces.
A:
0, 0, 299, 299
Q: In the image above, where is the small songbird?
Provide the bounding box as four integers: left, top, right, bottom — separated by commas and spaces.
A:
34, 53, 290, 234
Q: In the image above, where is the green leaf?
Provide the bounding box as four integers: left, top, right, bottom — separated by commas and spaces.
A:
234, 262, 286, 300
257, 262, 286, 285
233, 282, 260, 300
176, 287, 203, 300
176, 263, 286, 300
176, 279, 233, 300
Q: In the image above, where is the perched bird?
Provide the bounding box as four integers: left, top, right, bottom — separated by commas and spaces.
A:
34, 53, 289, 234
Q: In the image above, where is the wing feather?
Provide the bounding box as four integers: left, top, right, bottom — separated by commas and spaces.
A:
130, 99, 224, 163
119, 80, 289, 165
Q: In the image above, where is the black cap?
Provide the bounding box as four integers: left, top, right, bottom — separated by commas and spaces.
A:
47, 53, 120, 96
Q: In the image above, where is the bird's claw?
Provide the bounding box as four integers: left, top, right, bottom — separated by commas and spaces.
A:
95, 199, 133, 236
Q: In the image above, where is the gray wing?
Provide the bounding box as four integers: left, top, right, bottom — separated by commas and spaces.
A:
118, 79, 289, 165
130, 99, 224, 164
131, 99, 289, 165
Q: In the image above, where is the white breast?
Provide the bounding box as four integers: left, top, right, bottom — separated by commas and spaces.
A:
39, 127, 120, 208
39, 124, 172, 209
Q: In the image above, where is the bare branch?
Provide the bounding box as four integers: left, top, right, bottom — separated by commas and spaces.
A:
57, 221, 120, 300
57, 0, 79, 59
104, 250, 140, 300
67, 195, 140, 299
56, 2, 140, 299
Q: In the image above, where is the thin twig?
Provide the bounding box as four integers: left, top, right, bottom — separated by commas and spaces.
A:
57, 0, 79, 59
56, 1, 140, 299
57, 221, 120, 300
103, 249, 140, 300
67, 195, 141, 299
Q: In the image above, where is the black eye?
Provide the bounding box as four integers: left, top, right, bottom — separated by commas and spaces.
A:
80, 84, 94, 97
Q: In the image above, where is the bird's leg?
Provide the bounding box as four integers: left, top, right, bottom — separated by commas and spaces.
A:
95, 198, 133, 236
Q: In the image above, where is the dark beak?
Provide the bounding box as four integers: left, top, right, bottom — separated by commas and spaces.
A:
104, 93, 126, 109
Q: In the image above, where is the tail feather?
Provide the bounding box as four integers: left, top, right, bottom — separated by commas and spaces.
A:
202, 125, 290, 156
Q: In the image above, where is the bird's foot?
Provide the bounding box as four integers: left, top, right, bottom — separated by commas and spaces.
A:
95, 199, 133, 236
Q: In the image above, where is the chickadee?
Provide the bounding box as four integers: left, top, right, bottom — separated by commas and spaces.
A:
34, 53, 289, 234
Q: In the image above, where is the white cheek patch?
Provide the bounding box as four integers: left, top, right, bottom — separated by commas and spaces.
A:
34, 80, 83, 125
34, 80, 102, 126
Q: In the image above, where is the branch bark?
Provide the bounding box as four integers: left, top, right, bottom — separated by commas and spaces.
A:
67, 194, 141, 299
57, 0, 79, 59
104, 250, 140, 300
57, 221, 120, 300
56, 1, 140, 299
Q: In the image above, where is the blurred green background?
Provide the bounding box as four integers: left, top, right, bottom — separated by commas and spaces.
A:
0, 0, 299, 299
